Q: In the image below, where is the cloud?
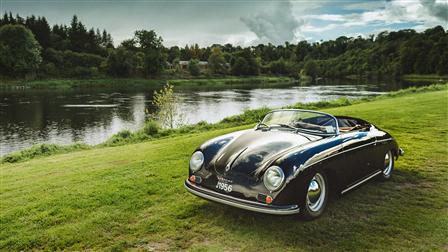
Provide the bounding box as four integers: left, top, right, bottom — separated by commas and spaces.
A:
343, 1, 386, 11
305, 14, 347, 22
420, 0, 448, 21
302, 23, 338, 33
305, 0, 447, 33
240, 1, 304, 45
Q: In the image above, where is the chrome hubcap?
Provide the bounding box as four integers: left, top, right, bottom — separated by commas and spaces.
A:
383, 151, 393, 176
307, 173, 326, 212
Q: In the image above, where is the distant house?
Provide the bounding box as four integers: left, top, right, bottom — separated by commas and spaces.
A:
178, 60, 208, 70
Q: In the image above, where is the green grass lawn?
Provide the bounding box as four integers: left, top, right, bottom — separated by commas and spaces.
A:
1, 90, 447, 251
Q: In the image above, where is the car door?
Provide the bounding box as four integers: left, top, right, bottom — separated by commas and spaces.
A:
368, 125, 392, 171
339, 130, 378, 186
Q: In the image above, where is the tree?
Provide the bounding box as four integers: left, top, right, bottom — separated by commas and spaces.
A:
231, 57, 248, 76
1, 12, 447, 81
151, 83, 185, 129
134, 30, 163, 50
437, 52, 448, 75
270, 57, 288, 75
208, 47, 227, 74
168, 46, 180, 63
231, 48, 260, 76
180, 44, 192, 60
68, 15, 88, 52
101, 29, 113, 48
133, 29, 166, 77
303, 60, 319, 80
120, 39, 137, 51
190, 43, 202, 59
25, 16, 51, 49
0, 24, 42, 77
295, 41, 311, 62
188, 59, 200, 76
106, 47, 137, 77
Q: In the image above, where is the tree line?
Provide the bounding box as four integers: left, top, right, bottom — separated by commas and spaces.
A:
0, 13, 447, 80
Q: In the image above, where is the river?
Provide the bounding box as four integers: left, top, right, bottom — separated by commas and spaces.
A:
0, 81, 418, 156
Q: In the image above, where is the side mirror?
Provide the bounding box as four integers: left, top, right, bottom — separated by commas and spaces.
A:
255, 121, 269, 130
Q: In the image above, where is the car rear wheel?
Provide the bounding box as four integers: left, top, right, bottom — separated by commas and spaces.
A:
380, 150, 394, 180
301, 172, 328, 220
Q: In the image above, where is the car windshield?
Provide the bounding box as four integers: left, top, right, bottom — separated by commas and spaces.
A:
261, 110, 338, 135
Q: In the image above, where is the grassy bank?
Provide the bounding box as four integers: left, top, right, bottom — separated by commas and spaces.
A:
168, 76, 294, 89
403, 74, 448, 83
0, 76, 294, 90
1, 88, 447, 251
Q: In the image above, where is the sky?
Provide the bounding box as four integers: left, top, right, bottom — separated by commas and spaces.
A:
1, 0, 447, 47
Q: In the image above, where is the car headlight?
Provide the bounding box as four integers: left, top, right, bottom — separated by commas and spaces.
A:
263, 166, 285, 191
190, 151, 204, 172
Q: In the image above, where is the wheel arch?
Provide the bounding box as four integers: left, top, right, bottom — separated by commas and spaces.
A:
275, 156, 342, 206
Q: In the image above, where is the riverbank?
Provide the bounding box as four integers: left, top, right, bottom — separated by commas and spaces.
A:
2, 74, 446, 91
1, 83, 446, 163
402, 74, 448, 83
0, 76, 294, 90
1, 86, 447, 250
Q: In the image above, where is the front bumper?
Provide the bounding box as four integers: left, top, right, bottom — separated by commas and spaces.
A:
184, 180, 300, 215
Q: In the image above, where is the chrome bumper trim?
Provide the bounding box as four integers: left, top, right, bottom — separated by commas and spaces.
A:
184, 180, 300, 215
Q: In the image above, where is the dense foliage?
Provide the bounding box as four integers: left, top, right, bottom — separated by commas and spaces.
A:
0, 12, 447, 80
0, 24, 42, 77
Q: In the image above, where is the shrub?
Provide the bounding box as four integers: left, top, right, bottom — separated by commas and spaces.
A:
188, 60, 200, 76
220, 106, 270, 124
117, 129, 132, 138
143, 120, 160, 136
196, 120, 211, 128
152, 84, 186, 128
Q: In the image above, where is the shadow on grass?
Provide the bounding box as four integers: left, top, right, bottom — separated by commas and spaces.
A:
180, 167, 442, 250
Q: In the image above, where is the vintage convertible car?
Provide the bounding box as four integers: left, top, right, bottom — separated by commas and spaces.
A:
184, 109, 404, 219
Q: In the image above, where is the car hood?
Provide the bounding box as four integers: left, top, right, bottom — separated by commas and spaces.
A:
210, 129, 320, 177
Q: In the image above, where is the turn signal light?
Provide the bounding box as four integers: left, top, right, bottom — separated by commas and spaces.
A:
257, 193, 273, 204
189, 175, 202, 184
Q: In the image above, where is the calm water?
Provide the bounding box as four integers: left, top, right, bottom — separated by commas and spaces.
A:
0, 82, 409, 156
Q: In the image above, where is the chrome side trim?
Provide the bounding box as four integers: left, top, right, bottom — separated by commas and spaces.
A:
376, 138, 393, 143
302, 138, 393, 170
341, 170, 382, 194
184, 180, 300, 215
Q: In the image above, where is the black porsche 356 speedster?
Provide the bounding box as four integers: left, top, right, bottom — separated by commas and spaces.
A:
184, 109, 404, 219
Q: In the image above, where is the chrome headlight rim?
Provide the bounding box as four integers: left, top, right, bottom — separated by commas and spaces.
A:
190, 151, 204, 172
263, 166, 285, 192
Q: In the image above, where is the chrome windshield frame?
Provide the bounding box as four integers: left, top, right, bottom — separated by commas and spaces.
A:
261, 109, 340, 136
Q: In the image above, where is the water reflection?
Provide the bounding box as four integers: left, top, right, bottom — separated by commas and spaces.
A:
0, 83, 401, 156
178, 85, 384, 124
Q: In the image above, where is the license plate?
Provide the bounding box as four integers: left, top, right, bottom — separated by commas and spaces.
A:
216, 181, 232, 193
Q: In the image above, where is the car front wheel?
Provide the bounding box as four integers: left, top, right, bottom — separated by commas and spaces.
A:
380, 150, 394, 180
301, 172, 328, 220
